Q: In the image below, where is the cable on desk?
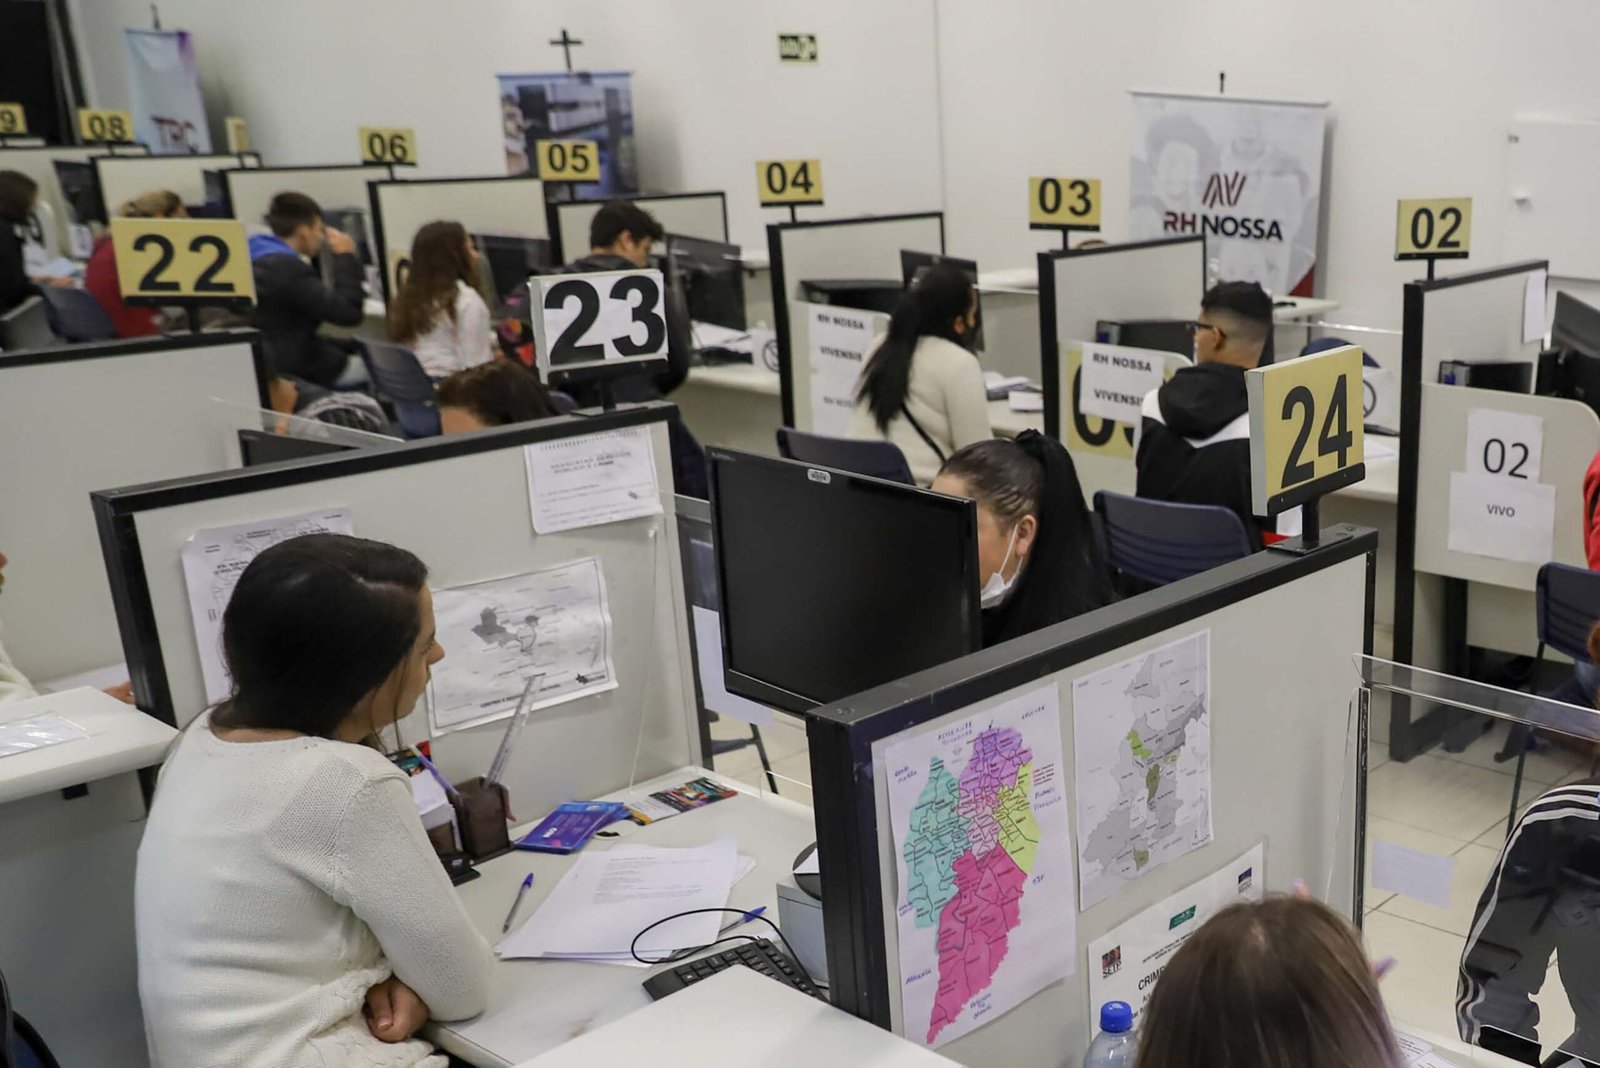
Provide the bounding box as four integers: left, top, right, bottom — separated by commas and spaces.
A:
629, 906, 807, 969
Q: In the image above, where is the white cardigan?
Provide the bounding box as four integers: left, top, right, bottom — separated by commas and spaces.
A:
136, 715, 492, 1067
847, 335, 993, 484
411, 281, 494, 380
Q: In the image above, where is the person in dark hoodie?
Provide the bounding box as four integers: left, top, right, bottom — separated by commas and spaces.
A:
249, 192, 369, 389
932, 432, 1114, 647
1135, 280, 1289, 545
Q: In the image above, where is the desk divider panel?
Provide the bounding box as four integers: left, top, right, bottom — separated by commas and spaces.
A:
372, 175, 549, 301
807, 533, 1375, 1066
0, 331, 268, 683
0, 144, 150, 248
222, 164, 389, 231
550, 191, 728, 265
93, 151, 261, 219
91, 405, 700, 820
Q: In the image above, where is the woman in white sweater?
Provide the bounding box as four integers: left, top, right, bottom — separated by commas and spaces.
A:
849, 262, 992, 484
136, 534, 492, 1068
389, 221, 495, 379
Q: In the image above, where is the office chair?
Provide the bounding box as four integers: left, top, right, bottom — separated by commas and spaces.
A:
36, 286, 115, 343
1093, 491, 1255, 588
775, 428, 915, 485
0, 967, 63, 1068
362, 340, 440, 439
1494, 562, 1600, 837
0, 297, 56, 351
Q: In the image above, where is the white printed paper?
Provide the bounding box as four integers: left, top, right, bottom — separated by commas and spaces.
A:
690, 606, 773, 727
428, 559, 617, 735
1395, 1028, 1467, 1067
1372, 839, 1455, 908
1078, 343, 1170, 425
181, 508, 355, 705
807, 304, 880, 437
1073, 631, 1212, 911
1447, 471, 1556, 565
884, 682, 1075, 1048
1524, 270, 1549, 345
1009, 391, 1045, 413
1086, 843, 1263, 1026
524, 427, 661, 534
0, 714, 90, 758
1464, 408, 1543, 482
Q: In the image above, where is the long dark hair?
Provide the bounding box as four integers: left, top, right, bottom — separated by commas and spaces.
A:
0, 170, 38, 226
939, 432, 1113, 645
855, 263, 974, 432
211, 534, 428, 739
389, 220, 474, 343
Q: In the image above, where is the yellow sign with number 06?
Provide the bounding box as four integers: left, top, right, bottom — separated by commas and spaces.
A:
1029, 177, 1101, 230
0, 103, 26, 136
110, 218, 256, 305
535, 139, 600, 182
359, 126, 416, 165
756, 159, 824, 206
1246, 344, 1365, 515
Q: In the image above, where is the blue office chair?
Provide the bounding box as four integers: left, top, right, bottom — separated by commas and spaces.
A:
361, 340, 440, 439
1, 967, 63, 1068
36, 286, 115, 343
1093, 491, 1255, 588
0, 297, 56, 351
775, 428, 915, 485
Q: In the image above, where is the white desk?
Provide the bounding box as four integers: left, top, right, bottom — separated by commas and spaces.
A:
430, 765, 817, 1067
516, 966, 956, 1068
675, 363, 784, 456
989, 399, 1044, 438
0, 687, 176, 804
1324, 437, 1401, 632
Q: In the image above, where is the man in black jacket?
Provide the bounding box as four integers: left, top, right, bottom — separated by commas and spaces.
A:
248, 192, 367, 388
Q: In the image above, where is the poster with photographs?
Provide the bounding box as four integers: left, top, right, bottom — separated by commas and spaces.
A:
498, 71, 638, 198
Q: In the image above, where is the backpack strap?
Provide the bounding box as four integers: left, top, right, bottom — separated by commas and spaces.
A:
901, 405, 947, 465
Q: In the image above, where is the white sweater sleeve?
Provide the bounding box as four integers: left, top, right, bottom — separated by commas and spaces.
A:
456, 286, 494, 369
0, 631, 37, 704
945, 353, 994, 450
332, 775, 493, 1021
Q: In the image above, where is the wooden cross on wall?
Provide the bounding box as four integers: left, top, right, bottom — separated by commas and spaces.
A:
549, 29, 584, 73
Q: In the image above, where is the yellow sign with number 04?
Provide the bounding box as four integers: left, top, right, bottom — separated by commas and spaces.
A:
1395, 198, 1472, 260
1029, 177, 1101, 229
756, 159, 824, 206
0, 103, 26, 136
535, 139, 600, 182
1246, 344, 1365, 514
77, 108, 135, 144
110, 218, 256, 304
359, 126, 416, 165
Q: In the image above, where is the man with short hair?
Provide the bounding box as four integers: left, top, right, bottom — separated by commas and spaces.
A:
249, 191, 367, 389
1135, 280, 1292, 544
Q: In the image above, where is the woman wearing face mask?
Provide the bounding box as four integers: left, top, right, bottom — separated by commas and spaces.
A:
932, 432, 1114, 646
135, 534, 492, 1068
850, 263, 991, 485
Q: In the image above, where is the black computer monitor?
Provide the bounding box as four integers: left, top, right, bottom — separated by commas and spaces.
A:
800, 279, 903, 316
1095, 318, 1196, 358
237, 429, 355, 467
322, 208, 374, 266
900, 249, 983, 352
474, 233, 555, 317
1553, 292, 1600, 361
709, 449, 981, 713
668, 233, 745, 331
53, 160, 106, 226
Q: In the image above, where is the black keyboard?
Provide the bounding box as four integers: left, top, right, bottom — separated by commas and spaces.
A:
642, 938, 823, 1001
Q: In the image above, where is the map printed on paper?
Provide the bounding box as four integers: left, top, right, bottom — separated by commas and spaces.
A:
1072, 630, 1212, 911
885, 682, 1075, 1049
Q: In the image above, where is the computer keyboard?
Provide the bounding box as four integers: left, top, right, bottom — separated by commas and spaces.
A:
642, 938, 823, 1001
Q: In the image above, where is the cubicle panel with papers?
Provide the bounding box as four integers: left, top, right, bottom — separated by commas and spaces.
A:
550, 191, 728, 265
91, 405, 700, 817
371, 175, 548, 301
222, 164, 389, 232
0, 143, 150, 248
93, 151, 261, 219
806, 532, 1376, 1065
0, 331, 268, 683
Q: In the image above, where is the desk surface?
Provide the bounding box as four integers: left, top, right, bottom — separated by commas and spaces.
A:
989, 398, 1044, 438
0, 687, 176, 804
431, 766, 816, 1068
683, 362, 783, 397
1331, 439, 1400, 504
974, 267, 1338, 322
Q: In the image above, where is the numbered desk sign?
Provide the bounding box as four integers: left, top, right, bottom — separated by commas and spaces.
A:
0, 103, 25, 136
359, 126, 416, 166
1061, 344, 1182, 458
1396, 198, 1472, 260
1247, 344, 1365, 516
110, 217, 255, 307
1029, 177, 1101, 231
225, 116, 251, 154
77, 108, 135, 144
531, 269, 668, 382
756, 159, 824, 206
535, 139, 599, 182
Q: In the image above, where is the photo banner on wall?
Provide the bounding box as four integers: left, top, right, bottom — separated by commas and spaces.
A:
1128, 92, 1327, 296
124, 29, 212, 155
497, 71, 637, 198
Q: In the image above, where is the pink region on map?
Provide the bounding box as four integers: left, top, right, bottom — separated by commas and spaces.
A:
926, 844, 1026, 1043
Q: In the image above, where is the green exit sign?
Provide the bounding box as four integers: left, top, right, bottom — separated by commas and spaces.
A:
778, 34, 818, 63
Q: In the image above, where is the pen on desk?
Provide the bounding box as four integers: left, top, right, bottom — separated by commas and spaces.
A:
718, 906, 766, 935
502, 873, 535, 934
414, 752, 459, 798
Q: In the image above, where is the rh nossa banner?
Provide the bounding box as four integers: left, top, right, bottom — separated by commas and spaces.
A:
124, 29, 212, 154
1128, 92, 1327, 297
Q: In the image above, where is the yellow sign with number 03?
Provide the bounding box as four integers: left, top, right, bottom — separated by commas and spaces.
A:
225, 116, 251, 154
1246, 344, 1365, 515
0, 103, 26, 136
77, 108, 135, 144
1029, 177, 1101, 229
359, 126, 416, 165
1395, 198, 1472, 260
535, 139, 600, 182
110, 218, 256, 304
756, 159, 824, 206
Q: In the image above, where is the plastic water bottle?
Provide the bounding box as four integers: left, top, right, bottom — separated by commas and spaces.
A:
1084, 1001, 1135, 1067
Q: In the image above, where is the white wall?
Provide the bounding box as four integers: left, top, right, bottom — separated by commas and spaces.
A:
65, 0, 945, 254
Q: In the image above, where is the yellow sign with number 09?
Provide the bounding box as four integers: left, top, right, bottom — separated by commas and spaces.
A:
1247, 344, 1365, 515
0, 103, 26, 136
110, 217, 256, 305
535, 139, 600, 182
1029, 177, 1101, 230
756, 159, 824, 206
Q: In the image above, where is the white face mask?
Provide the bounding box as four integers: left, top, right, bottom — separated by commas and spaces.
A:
980, 524, 1021, 609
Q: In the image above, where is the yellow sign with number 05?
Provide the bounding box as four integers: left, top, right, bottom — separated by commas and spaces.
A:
1247, 344, 1365, 514
1395, 198, 1471, 260
110, 218, 256, 304
77, 108, 135, 144
756, 159, 824, 206
535, 139, 599, 182
0, 103, 26, 135
359, 126, 416, 165
1029, 177, 1101, 229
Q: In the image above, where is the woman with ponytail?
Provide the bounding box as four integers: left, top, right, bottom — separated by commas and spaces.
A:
848, 262, 991, 485
85, 188, 185, 337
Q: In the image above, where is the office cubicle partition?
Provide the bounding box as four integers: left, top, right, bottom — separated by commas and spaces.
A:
222, 163, 391, 231
0, 143, 150, 248
93, 151, 261, 219
806, 529, 1376, 1063
370, 175, 548, 300
0, 331, 269, 683
549, 191, 728, 264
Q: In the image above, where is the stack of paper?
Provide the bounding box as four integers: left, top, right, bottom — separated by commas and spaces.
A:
497, 837, 740, 966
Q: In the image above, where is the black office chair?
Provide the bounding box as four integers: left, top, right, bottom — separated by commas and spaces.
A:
0, 297, 56, 351
0, 967, 63, 1068
775, 428, 915, 485
1093, 491, 1255, 588
36, 286, 115, 343
362, 340, 440, 439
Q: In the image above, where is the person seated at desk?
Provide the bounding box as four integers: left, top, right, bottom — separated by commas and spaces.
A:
136, 534, 491, 1067
931, 432, 1112, 646
1136, 280, 1286, 545
850, 263, 990, 486
84, 188, 185, 338
249, 192, 369, 390
0, 170, 71, 315
389, 221, 493, 380
267, 374, 390, 435
436, 360, 563, 434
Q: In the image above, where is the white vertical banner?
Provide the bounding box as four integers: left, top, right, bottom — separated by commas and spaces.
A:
124, 29, 213, 155
806, 303, 885, 437
1128, 92, 1328, 297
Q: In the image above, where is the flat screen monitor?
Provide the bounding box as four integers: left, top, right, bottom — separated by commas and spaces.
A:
708, 448, 981, 714
668, 233, 745, 331
473, 233, 555, 318
1553, 291, 1600, 362
322, 207, 374, 266
1096, 318, 1196, 359
900, 248, 983, 353
52, 160, 105, 226
237, 429, 355, 467
799, 279, 902, 316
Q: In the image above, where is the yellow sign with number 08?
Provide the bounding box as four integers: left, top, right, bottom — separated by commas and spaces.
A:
78, 108, 135, 144
110, 218, 256, 305
1247, 344, 1365, 515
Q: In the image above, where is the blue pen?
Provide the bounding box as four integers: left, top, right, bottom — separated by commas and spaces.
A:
503, 873, 535, 933
719, 905, 766, 935
415, 752, 459, 799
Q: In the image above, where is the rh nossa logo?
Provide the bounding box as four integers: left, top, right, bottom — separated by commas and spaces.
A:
1202, 172, 1247, 209
1163, 171, 1284, 241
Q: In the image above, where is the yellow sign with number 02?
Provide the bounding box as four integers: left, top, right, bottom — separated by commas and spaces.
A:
1246, 344, 1365, 515
535, 139, 599, 182
0, 103, 26, 136
359, 127, 416, 165
77, 108, 135, 144
1029, 177, 1101, 230
110, 218, 256, 305
756, 159, 824, 206
1395, 198, 1472, 260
